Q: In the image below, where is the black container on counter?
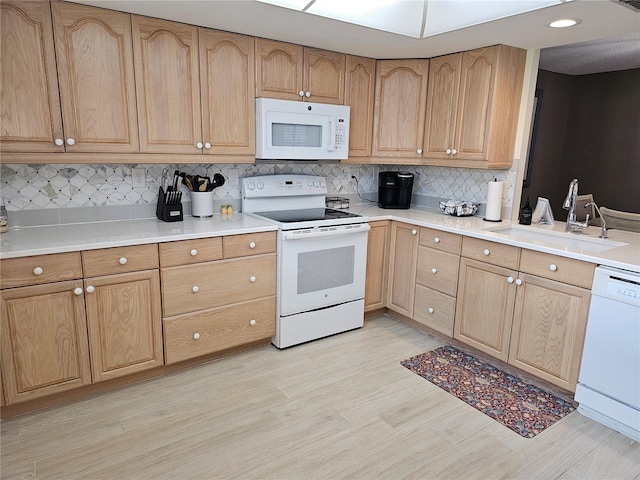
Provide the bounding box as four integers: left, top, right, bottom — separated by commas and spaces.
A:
519, 197, 533, 225
378, 171, 414, 209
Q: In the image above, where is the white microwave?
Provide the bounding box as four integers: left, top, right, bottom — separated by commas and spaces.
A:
256, 98, 350, 161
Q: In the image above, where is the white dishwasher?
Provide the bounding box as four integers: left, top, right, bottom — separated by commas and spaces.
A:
575, 266, 640, 442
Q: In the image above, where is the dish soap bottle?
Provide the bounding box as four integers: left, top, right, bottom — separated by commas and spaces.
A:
519, 197, 532, 225
0, 201, 8, 233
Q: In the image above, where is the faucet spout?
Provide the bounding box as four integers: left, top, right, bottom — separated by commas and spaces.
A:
563, 178, 589, 232
563, 178, 578, 210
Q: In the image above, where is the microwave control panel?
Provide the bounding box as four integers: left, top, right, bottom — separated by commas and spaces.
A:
334, 118, 348, 150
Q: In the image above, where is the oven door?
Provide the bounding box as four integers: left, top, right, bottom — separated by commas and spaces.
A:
278, 223, 370, 316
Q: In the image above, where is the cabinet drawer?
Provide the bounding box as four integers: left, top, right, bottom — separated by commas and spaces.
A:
413, 284, 456, 337
223, 231, 276, 258
519, 249, 595, 289
462, 237, 520, 269
1, 252, 82, 289
419, 227, 461, 254
159, 237, 223, 267
415, 246, 459, 296
82, 244, 159, 277
164, 296, 276, 364
161, 254, 276, 316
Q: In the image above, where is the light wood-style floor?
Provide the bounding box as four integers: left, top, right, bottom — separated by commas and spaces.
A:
2, 315, 639, 480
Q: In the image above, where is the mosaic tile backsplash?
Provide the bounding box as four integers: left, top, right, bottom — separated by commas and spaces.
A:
0, 162, 515, 218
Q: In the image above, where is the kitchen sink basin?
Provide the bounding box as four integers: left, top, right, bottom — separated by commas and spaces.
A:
484, 226, 629, 252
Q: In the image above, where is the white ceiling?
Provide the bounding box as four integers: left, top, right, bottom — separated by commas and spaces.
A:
71, 0, 640, 75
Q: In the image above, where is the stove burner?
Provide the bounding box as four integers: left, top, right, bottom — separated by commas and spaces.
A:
255, 208, 361, 224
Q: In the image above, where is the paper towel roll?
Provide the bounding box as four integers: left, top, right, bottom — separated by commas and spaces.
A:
484, 180, 504, 221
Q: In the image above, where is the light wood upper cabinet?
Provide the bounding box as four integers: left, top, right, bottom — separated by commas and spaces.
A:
386, 222, 419, 317
372, 59, 429, 159
199, 29, 255, 155
365, 220, 389, 312
51, 2, 138, 153
423, 45, 526, 168
0, 0, 64, 153
345, 55, 376, 157
84, 269, 163, 382
255, 39, 345, 104
132, 16, 202, 154
0, 280, 91, 404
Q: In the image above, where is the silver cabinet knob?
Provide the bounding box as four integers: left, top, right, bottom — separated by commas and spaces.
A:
193, 333, 200, 340
431, 268, 437, 274
33, 266, 44, 275
196, 142, 203, 149
507, 276, 514, 284
417, 149, 422, 154
66, 138, 75, 146
190, 249, 198, 256
516, 278, 523, 286
73, 287, 83, 296
446, 148, 452, 154
549, 264, 558, 272
86, 285, 95, 293
451, 148, 457, 155
250, 276, 256, 283
249, 242, 256, 249
305, 91, 311, 97
192, 285, 199, 293
434, 237, 440, 244
55, 138, 64, 146
204, 142, 211, 149
119, 257, 127, 265
411, 229, 417, 235
299, 91, 305, 97
483, 249, 490, 256
250, 319, 256, 326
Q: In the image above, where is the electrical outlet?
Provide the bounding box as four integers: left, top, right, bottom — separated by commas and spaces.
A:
228, 168, 239, 186
132, 168, 146, 188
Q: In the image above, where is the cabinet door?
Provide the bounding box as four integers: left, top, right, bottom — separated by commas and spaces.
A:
0, 1, 64, 153
84, 270, 163, 382
199, 29, 255, 156
255, 38, 303, 100
303, 47, 345, 104
452, 47, 497, 161
387, 222, 418, 317
454, 258, 516, 361
52, 2, 138, 153
422, 53, 461, 160
365, 220, 389, 312
133, 16, 202, 154
372, 59, 429, 158
345, 55, 375, 158
509, 273, 590, 392
0, 280, 91, 404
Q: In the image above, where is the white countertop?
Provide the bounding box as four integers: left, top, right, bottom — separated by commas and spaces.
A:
1, 205, 638, 273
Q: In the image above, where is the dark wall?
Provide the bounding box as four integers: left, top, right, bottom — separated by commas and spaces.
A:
523, 68, 640, 218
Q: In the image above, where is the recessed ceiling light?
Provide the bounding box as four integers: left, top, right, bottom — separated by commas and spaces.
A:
549, 18, 581, 28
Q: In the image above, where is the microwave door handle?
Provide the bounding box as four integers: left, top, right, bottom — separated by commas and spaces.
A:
327, 118, 336, 151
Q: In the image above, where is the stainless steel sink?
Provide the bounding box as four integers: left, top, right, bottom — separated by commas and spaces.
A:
483, 226, 629, 252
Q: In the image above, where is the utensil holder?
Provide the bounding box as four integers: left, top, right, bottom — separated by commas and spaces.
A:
190, 191, 215, 217
156, 187, 183, 222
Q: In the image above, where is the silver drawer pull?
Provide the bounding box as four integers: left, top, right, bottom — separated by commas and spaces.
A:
193, 333, 200, 340
549, 264, 557, 272
192, 285, 199, 293
249, 242, 256, 249
250, 276, 256, 283
250, 319, 256, 326
119, 257, 127, 265
483, 249, 490, 256
33, 266, 44, 275
428, 307, 434, 314
431, 268, 437, 274
434, 237, 440, 244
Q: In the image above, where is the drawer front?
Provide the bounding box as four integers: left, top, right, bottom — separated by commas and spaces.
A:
419, 227, 461, 254
415, 246, 459, 296
413, 284, 456, 337
161, 254, 276, 316
223, 231, 276, 258
1, 252, 82, 289
462, 237, 520, 269
519, 249, 595, 289
159, 237, 223, 267
82, 244, 159, 277
164, 296, 276, 364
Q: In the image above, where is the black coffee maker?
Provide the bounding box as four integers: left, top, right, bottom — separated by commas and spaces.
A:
378, 171, 414, 209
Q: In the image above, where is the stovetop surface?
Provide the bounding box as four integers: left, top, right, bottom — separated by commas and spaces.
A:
253, 208, 361, 223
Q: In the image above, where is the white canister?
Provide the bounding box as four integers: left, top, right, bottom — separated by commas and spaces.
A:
190, 191, 214, 217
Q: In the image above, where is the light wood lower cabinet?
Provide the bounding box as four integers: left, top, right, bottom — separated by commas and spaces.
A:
365, 220, 389, 311
386, 222, 419, 317
84, 270, 163, 382
0, 280, 91, 404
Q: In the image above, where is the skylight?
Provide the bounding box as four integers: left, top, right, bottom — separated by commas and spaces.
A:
256, 0, 566, 38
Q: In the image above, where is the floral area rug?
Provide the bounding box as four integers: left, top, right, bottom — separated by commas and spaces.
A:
401, 345, 575, 438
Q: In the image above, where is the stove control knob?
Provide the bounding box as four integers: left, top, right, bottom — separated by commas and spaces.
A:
314, 181, 319, 187
247, 181, 254, 190
257, 181, 264, 189
307, 180, 313, 187
319, 180, 325, 188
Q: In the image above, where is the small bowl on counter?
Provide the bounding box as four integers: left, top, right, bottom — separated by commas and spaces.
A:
439, 200, 479, 217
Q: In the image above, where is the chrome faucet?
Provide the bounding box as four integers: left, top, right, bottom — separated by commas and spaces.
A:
586, 202, 608, 238
562, 178, 589, 232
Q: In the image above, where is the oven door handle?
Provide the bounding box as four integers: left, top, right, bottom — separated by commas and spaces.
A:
282, 224, 370, 240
